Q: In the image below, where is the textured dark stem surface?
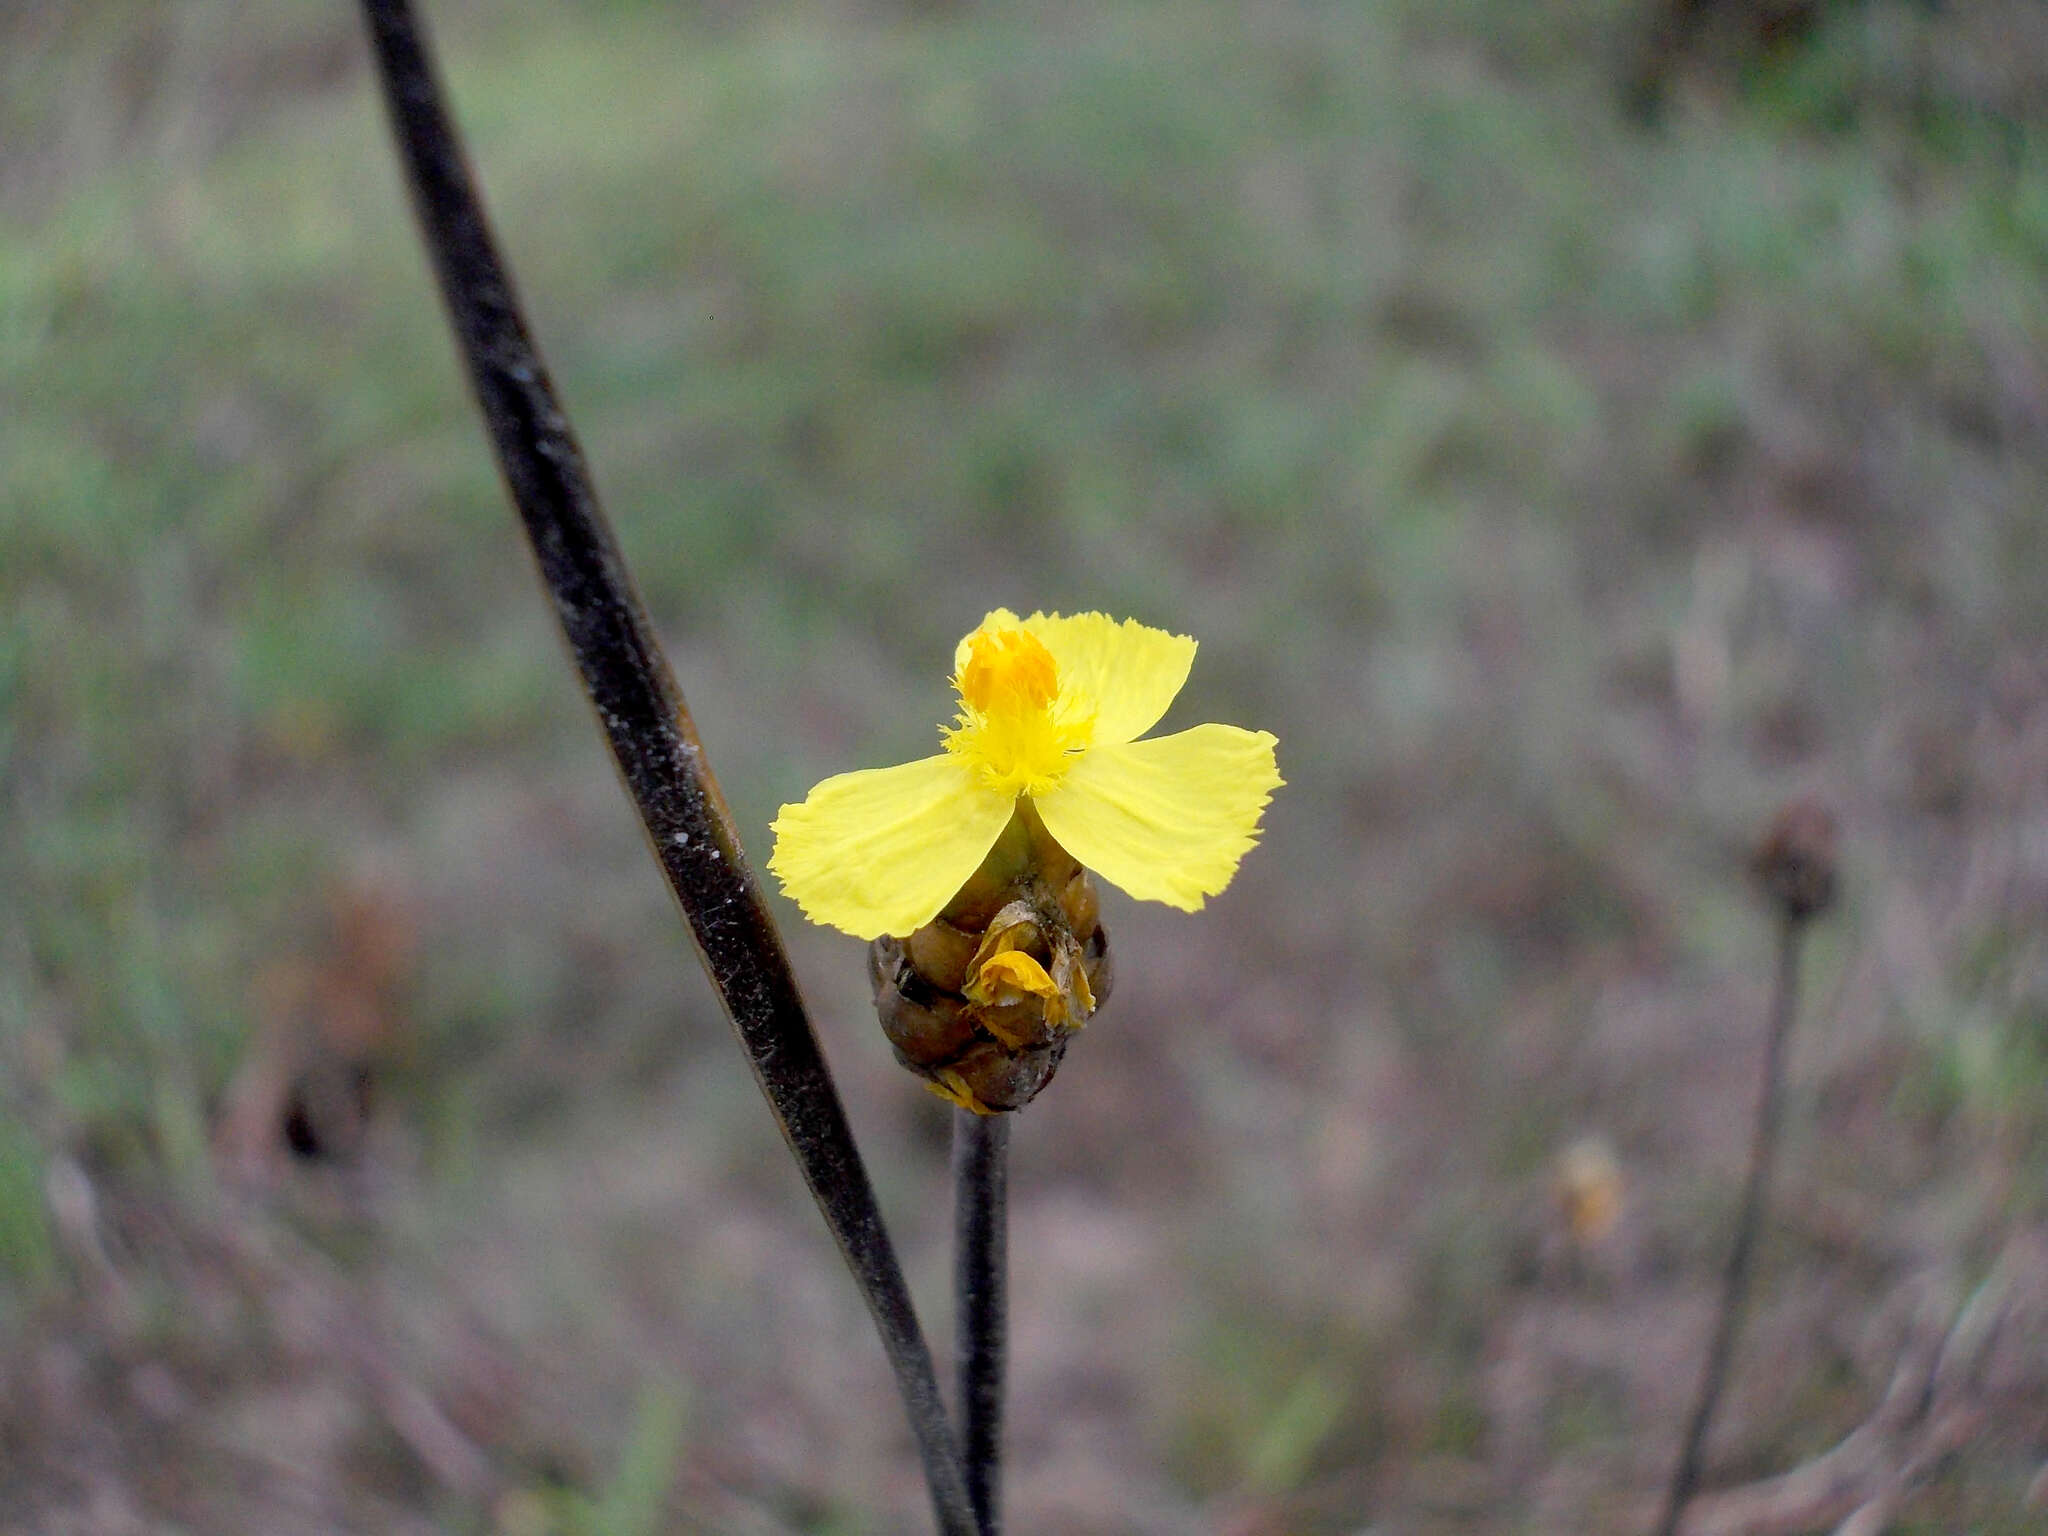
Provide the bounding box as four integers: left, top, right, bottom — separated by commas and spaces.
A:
1654, 914, 1809, 1536
355, 5, 972, 1530
952, 1110, 1009, 1534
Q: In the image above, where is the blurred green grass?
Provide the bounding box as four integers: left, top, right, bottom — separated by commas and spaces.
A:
4, 0, 2048, 1529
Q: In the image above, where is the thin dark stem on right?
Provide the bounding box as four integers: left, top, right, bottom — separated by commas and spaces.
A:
953, 1108, 1009, 1535
1654, 912, 1810, 1536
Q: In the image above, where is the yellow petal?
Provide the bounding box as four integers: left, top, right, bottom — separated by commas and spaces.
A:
769, 755, 1016, 939
1034, 725, 1281, 910
1019, 612, 1198, 746
926, 1070, 995, 1115
966, 950, 1060, 1008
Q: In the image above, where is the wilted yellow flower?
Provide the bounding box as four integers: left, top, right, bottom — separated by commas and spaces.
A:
1553, 1136, 1624, 1246
770, 610, 1281, 940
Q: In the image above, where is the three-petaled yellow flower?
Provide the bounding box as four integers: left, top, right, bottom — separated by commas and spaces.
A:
770, 610, 1282, 939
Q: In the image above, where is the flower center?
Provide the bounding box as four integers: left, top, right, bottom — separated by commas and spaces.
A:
944, 624, 1093, 797
959, 628, 1059, 716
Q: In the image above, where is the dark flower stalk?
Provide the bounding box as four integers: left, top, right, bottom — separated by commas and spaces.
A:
354, 3, 972, 1529
952, 1108, 1009, 1533
1654, 799, 1838, 1536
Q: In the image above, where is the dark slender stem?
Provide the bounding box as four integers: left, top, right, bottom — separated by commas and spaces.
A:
1654, 913, 1809, 1536
353, 6, 973, 1531
953, 1109, 1009, 1534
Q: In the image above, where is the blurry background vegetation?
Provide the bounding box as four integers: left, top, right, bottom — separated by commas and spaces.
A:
4, 0, 2048, 1530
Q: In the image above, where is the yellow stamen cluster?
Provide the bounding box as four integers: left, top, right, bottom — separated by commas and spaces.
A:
958, 628, 1058, 716
942, 625, 1094, 798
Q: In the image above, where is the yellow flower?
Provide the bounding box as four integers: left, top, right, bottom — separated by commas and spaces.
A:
770, 610, 1281, 939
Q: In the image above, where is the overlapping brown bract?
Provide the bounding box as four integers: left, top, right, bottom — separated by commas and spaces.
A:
871, 807, 1113, 1113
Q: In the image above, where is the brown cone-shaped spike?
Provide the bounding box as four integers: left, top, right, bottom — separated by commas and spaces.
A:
870, 804, 1112, 1112
1751, 796, 1839, 921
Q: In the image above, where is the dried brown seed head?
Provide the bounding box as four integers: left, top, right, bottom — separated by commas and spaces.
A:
1751, 796, 1839, 921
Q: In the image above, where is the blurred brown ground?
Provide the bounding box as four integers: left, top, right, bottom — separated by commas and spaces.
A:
4, 0, 2048, 1531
